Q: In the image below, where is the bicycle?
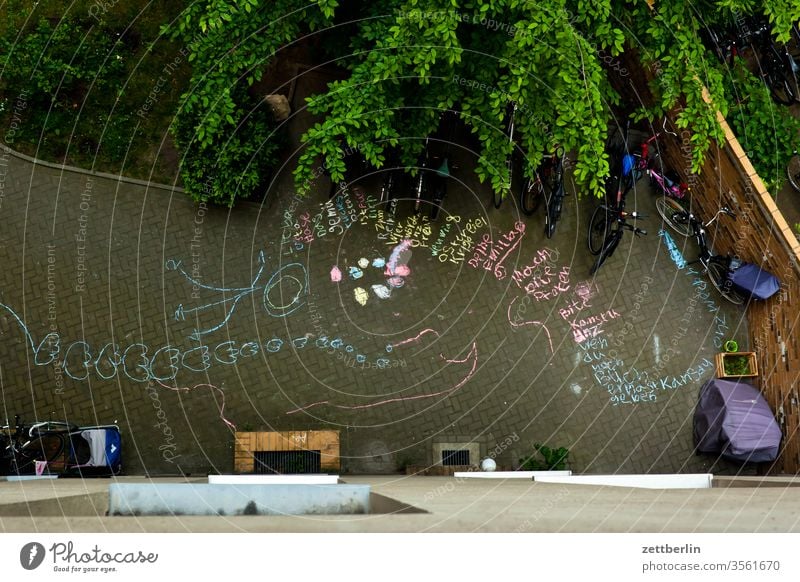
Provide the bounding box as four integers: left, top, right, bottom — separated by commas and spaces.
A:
542, 147, 566, 238
750, 21, 800, 105
495, 101, 517, 209
656, 203, 747, 304
428, 110, 458, 220
788, 149, 800, 193
589, 206, 647, 275
380, 148, 402, 217
705, 17, 800, 105
413, 136, 432, 213
1, 415, 122, 477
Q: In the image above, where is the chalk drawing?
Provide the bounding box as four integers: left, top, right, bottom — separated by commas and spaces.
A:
348, 266, 363, 279
330, 266, 342, 282
387, 239, 412, 273
506, 297, 554, 354
358, 258, 370, 268
372, 284, 391, 299
167, 253, 308, 340
372, 258, 386, 268
0, 301, 404, 383
468, 222, 526, 279
659, 229, 687, 269
286, 331, 479, 414
354, 287, 369, 306
155, 379, 236, 430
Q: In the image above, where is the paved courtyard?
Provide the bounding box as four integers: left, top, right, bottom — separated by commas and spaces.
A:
0, 120, 752, 478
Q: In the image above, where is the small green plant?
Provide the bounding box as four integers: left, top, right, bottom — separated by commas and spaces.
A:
519, 443, 570, 471
723, 340, 739, 353
723, 355, 751, 376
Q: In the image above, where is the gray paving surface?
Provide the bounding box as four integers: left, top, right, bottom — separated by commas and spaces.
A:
0, 108, 751, 477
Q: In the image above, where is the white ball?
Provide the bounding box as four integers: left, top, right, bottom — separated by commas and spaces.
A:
480, 458, 497, 472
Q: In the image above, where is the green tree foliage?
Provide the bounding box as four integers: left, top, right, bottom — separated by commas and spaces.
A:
724, 61, 800, 194
166, 0, 799, 204
163, 0, 333, 205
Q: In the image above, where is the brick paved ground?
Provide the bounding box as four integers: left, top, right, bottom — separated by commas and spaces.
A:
0, 104, 752, 477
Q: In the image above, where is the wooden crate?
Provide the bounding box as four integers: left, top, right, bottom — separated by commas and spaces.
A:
233, 430, 340, 474
715, 352, 759, 379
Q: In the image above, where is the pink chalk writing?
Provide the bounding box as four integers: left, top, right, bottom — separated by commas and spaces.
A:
468, 222, 526, 279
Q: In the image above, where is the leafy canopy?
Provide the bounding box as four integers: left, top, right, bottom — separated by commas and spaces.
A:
165, 0, 800, 204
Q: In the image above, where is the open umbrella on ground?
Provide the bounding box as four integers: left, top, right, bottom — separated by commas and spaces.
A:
693, 378, 782, 462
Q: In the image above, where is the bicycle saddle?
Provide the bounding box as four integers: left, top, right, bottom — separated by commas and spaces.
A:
621, 153, 636, 177
435, 159, 450, 178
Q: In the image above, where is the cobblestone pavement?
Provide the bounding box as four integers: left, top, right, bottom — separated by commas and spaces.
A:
0, 116, 751, 477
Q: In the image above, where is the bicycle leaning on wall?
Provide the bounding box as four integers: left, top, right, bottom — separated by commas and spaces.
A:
656, 203, 780, 304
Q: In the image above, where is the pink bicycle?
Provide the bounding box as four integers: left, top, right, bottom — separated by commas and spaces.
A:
632, 118, 689, 201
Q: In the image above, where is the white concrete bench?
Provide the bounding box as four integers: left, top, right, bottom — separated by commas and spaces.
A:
208, 474, 339, 485
532, 473, 713, 489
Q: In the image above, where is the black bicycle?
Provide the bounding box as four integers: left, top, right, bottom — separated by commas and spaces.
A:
542, 147, 566, 238
380, 148, 402, 217
704, 17, 800, 105
496, 102, 517, 209
589, 206, 647, 275
656, 201, 747, 304
751, 22, 800, 105
788, 149, 800, 193
413, 136, 432, 213
414, 110, 456, 220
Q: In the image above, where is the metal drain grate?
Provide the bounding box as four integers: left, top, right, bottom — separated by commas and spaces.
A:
253, 450, 321, 474
441, 449, 470, 466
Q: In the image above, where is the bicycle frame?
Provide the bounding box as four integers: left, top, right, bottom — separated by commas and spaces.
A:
647, 161, 689, 199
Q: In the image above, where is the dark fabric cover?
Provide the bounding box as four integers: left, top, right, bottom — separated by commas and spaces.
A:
729, 263, 780, 300
694, 378, 782, 462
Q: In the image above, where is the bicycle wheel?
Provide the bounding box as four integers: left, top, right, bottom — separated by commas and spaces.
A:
588, 205, 610, 255
706, 258, 747, 305
545, 188, 564, 239
493, 186, 504, 209
787, 153, 800, 193
590, 233, 620, 276
13, 433, 65, 474
430, 177, 446, 220
655, 197, 692, 237
520, 175, 543, 215
764, 55, 798, 105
